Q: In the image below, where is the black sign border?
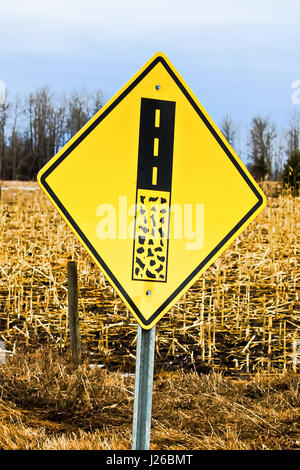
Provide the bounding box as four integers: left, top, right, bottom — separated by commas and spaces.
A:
39, 55, 264, 327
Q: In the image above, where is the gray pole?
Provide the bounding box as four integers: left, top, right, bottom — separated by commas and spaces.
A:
132, 325, 156, 450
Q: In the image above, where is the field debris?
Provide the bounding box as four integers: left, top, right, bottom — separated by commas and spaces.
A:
0, 181, 299, 375
0, 348, 299, 450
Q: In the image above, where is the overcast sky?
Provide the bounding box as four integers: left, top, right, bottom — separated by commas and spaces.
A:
1, 0, 300, 154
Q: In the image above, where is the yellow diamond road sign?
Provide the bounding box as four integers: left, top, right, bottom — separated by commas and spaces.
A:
38, 52, 266, 329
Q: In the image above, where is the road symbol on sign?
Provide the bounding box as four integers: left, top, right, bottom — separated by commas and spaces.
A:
38, 52, 266, 330
132, 98, 175, 283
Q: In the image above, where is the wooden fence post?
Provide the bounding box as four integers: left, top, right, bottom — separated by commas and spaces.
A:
67, 260, 81, 364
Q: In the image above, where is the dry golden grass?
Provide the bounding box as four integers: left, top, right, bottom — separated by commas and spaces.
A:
0, 348, 299, 450
0, 180, 299, 375
0, 180, 299, 450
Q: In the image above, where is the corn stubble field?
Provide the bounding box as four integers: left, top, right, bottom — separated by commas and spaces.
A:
0, 180, 299, 450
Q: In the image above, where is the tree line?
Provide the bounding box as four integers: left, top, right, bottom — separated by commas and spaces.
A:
221, 113, 300, 189
0, 87, 103, 180
0, 86, 299, 188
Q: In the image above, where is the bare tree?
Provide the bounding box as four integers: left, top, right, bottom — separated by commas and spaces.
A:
247, 116, 277, 181
91, 89, 104, 115
286, 109, 300, 156
9, 96, 22, 180
65, 89, 104, 140
21, 87, 59, 178
0, 85, 104, 180
65, 90, 90, 139
0, 98, 9, 178
48, 97, 67, 155
221, 114, 237, 147
273, 130, 285, 181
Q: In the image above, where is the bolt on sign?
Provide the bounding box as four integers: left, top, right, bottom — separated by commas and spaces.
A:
38, 52, 266, 330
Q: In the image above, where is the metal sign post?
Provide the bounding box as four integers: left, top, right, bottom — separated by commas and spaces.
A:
132, 325, 156, 450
